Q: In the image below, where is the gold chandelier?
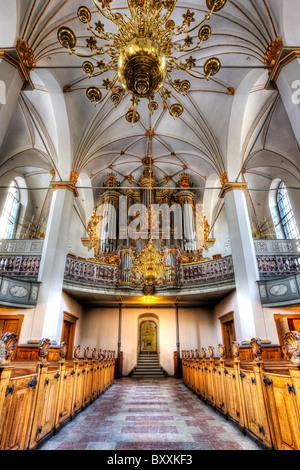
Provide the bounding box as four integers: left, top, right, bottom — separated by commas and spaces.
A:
58, 0, 227, 124
131, 238, 173, 285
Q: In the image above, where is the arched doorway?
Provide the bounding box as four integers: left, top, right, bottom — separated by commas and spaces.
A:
140, 320, 157, 352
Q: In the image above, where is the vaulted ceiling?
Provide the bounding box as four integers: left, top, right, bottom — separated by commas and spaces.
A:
0, 0, 299, 232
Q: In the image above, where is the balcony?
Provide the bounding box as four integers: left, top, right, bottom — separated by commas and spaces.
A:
0, 239, 300, 306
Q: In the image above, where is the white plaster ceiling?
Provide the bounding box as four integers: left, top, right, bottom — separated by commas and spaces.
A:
0, 0, 299, 225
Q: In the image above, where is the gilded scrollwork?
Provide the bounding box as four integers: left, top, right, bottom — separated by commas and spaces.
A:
38, 338, 51, 363
283, 331, 300, 366
73, 345, 80, 359
84, 347, 90, 359
231, 341, 240, 359
59, 341, 68, 360
218, 344, 226, 359
250, 337, 262, 361
0, 332, 18, 364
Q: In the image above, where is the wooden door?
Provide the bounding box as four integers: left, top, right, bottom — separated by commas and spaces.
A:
219, 312, 236, 358
288, 318, 300, 333
140, 321, 157, 352
60, 312, 77, 359
0, 315, 23, 360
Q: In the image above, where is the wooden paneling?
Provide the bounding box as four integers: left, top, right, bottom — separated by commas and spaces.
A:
0, 357, 117, 450
181, 344, 300, 450
263, 372, 300, 450
239, 346, 282, 361
0, 373, 38, 450
16, 346, 60, 362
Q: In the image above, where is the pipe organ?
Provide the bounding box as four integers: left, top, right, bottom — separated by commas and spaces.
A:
86, 167, 214, 285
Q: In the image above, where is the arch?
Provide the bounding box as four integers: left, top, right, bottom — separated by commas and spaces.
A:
269, 178, 284, 239
226, 69, 272, 180
14, 176, 28, 238
276, 181, 300, 239
32, 70, 72, 180
0, 179, 20, 239
137, 313, 159, 357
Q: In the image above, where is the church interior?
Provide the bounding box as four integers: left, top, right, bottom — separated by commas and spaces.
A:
0, 0, 300, 452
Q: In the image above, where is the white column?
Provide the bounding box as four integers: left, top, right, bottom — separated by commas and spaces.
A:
0, 55, 26, 149
31, 184, 77, 343
221, 184, 267, 342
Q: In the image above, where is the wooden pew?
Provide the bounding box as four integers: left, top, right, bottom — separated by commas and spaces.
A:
180, 332, 300, 450
0, 334, 117, 450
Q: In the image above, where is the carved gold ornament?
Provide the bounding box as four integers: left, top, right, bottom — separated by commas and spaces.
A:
16, 39, 36, 69
38, 338, 51, 363
131, 238, 174, 285
57, 0, 226, 124
283, 331, 300, 366
264, 37, 283, 69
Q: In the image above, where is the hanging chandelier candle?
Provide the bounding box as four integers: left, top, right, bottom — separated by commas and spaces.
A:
58, 0, 227, 124
131, 238, 174, 285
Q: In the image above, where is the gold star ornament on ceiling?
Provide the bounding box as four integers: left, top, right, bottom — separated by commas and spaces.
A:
57, 0, 227, 125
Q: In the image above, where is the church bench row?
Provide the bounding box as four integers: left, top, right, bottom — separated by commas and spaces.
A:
181, 334, 300, 450
0, 336, 116, 450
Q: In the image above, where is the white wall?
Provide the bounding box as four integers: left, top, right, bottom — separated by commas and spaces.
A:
211, 290, 300, 346
80, 305, 216, 376
60, 292, 84, 347
0, 306, 35, 344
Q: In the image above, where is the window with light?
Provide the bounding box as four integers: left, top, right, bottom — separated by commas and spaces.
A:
0, 181, 20, 239
277, 182, 299, 240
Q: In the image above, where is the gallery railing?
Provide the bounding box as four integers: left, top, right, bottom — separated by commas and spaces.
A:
0, 239, 300, 290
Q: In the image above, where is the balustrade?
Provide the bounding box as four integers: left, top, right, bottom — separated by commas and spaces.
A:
64, 256, 118, 285
0, 334, 117, 450
181, 333, 300, 450
1, 238, 300, 292
179, 256, 234, 284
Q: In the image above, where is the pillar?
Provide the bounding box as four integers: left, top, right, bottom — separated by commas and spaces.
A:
175, 303, 182, 377
30, 183, 77, 343
117, 303, 123, 378
220, 183, 267, 341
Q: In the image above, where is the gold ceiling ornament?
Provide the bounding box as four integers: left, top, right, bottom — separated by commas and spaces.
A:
16, 39, 36, 69
264, 37, 283, 70
70, 171, 79, 184
57, 0, 227, 124
219, 172, 228, 186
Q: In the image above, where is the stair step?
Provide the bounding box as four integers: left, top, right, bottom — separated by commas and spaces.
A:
129, 352, 168, 378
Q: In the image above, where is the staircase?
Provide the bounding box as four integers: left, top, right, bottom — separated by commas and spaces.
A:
130, 351, 168, 378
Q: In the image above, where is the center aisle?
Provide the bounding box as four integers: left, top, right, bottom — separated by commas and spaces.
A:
40, 377, 260, 451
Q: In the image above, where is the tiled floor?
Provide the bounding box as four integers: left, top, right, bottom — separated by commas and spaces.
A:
40, 377, 261, 451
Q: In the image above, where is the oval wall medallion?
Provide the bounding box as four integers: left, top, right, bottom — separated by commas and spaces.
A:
269, 284, 288, 297
10, 285, 28, 298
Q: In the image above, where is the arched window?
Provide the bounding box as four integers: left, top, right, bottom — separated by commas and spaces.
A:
0, 181, 20, 239
277, 182, 299, 239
